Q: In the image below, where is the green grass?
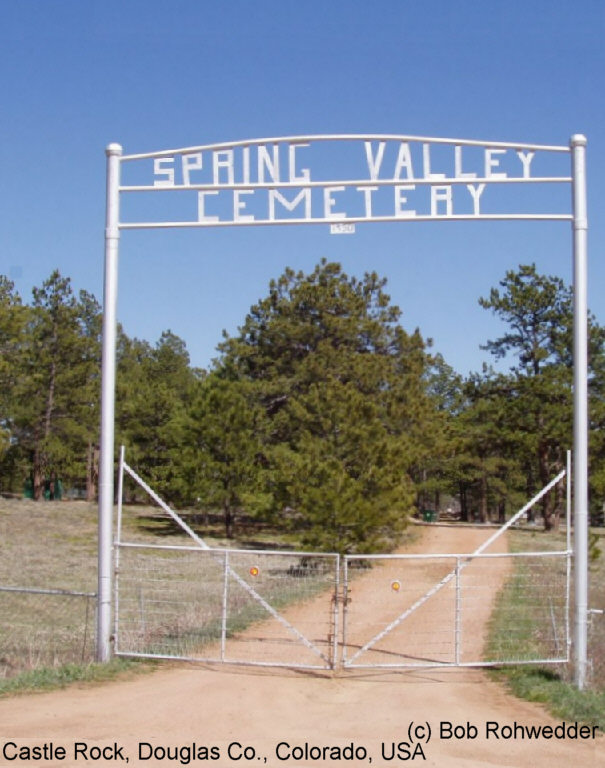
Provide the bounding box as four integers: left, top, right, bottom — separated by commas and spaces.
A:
0, 658, 152, 697
485, 540, 567, 664
491, 666, 605, 731
488, 526, 605, 730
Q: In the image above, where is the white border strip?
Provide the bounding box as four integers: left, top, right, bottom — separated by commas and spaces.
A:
120, 177, 572, 192
120, 134, 570, 161
119, 214, 573, 230
116, 541, 339, 558
345, 549, 571, 561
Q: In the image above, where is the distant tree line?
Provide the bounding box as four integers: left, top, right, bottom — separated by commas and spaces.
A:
1, 261, 604, 552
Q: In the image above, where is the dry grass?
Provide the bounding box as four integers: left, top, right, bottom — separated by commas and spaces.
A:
0, 498, 98, 677
0, 498, 98, 592
0, 497, 333, 678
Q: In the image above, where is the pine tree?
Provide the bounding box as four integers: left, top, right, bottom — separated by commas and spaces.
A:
212, 260, 438, 552
11, 271, 101, 498
76, 290, 102, 500
183, 373, 268, 538
0, 278, 27, 489
116, 329, 197, 504
478, 264, 605, 529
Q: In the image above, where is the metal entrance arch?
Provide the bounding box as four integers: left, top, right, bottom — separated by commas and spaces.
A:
99, 133, 589, 687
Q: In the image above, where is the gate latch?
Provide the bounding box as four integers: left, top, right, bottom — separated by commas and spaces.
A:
334, 589, 351, 606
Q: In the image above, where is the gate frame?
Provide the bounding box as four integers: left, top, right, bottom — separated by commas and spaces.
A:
342, 462, 571, 669
114, 541, 340, 670
113, 449, 340, 670
99, 133, 589, 688
342, 550, 571, 669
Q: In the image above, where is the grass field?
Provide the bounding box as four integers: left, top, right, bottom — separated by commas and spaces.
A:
0, 498, 219, 678
496, 526, 605, 689
487, 525, 605, 728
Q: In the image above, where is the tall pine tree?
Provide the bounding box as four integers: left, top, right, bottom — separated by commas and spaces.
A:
212, 260, 439, 552
478, 264, 605, 528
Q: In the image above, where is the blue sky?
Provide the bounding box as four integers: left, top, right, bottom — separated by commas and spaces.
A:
1, 1, 603, 375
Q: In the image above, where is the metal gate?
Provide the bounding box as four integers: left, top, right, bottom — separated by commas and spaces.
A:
342, 467, 571, 670
115, 543, 339, 670
342, 549, 569, 669
100, 133, 589, 686
114, 453, 570, 672
114, 455, 339, 670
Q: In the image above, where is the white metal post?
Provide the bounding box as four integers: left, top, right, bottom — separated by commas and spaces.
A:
113, 445, 126, 655
571, 135, 589, 689
566, 449, 572, 660
331, 554, 340, 669
455, 557, 461, 665
97, 143, 122, 662
341, 560, 349, 665
221, 551, 229, 662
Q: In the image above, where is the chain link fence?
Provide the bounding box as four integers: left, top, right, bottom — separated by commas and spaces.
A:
0, 489, 588, 680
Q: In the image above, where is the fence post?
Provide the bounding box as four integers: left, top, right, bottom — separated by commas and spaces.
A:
112, 445, 126, 655
341, 558, 349, 666
571, 134, 589, 690
221, 551, 229, 662
455, 557, 461, 666
566, 450, 572, 660
97, 143, 122, 663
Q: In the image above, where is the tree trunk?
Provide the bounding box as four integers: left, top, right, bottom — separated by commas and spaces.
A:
538, 442, 554, 530
459, 483, 469, 522
86, 442, 98, 502
224, 499, 234, 539
44, 358, 56, 439
417, 469, 427, 514
33, 446, 44, 501
479, 473, 488, 523
552, 471, 563, 531
35, 334, 57, 503
526, 474, 535, 523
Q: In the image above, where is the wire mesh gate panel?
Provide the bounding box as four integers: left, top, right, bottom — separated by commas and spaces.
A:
115, 543, 339, 670
342, 550, 570, 669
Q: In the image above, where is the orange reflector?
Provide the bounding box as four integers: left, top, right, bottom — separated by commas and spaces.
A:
391, 580, 401, 592
249, 566, 259, 577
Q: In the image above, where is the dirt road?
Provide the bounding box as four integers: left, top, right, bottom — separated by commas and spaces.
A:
0, 525, 602, 767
